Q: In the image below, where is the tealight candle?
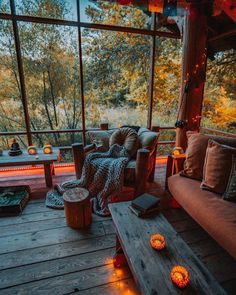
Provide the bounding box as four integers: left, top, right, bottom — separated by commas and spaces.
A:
28, 146, 37, 155
43, 144, 53, 154
150, 234, 166, 250
171, 265, 190, 289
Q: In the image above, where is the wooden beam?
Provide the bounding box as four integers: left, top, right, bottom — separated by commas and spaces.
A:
176, 4, 208, 149
208, 29, 236, 43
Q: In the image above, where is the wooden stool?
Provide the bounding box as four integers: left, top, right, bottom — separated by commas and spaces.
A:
63, 188, 92, 229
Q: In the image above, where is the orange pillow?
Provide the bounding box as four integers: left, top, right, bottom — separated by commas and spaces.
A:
181, 132, 210, 180
201, 140, 236, 194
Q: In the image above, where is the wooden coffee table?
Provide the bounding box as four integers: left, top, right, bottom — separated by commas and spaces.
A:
109, 202, 226, 295
0, 149, 59, 188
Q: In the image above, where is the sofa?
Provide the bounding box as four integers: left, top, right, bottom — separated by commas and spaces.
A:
168, 133, 236, 259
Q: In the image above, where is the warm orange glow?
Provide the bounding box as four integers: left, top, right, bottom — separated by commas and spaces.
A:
43, 145, 53, 154
150, 234, 166, 250
28, 146, 37, 155
172, 147, 184, 156
171, 265, 190, 289
149, 0, 163, 13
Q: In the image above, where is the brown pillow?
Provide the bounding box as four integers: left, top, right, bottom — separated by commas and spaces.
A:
223, 155, 236, 202
181, 132, 210, 180
201, 140, 236, 194
109, 127, 139, 157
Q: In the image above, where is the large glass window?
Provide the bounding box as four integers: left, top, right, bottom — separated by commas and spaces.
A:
152, 37, 182, 127
0, 20, 26, 133
82, 28, 151, 128
201, 50, 236, 133
19, 22, 82, 146
0, 0, 10, 13
80, 0, 151, 29
15, 0, 77, 21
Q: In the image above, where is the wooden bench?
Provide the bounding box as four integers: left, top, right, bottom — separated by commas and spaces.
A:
109, 202, 226, 295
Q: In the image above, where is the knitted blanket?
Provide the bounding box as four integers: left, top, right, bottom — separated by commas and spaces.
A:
46, 144, 130, 216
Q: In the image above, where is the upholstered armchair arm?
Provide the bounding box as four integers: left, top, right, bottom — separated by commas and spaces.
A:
135, 148, 150, 197
72, 143, 96, 179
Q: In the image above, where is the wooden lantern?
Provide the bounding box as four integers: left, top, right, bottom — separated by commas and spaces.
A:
27, 146, 37, 155
43, 144, 53, 154
171, 265, 190, 289
150, 234, 166, 250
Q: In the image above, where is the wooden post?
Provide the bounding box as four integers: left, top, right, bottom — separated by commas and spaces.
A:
100, 123, 109, 130
135, 148, 150, 197
72, 143, 84, 179
176, 4, 208, 150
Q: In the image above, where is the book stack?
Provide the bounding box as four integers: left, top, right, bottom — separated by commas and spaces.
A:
0, 185, 30, 216
129, 193, 160, 218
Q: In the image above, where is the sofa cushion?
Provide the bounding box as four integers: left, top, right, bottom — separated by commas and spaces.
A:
201, 140, 236, 194
109, 127, 139, 157
168, 174, 236, 259
182, 132, 209, 180
181, 132, 236, 180
223, 154, 236, 202
138, 127, 159, 151
87, 130, 114, 152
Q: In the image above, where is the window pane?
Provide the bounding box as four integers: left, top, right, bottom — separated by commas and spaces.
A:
15, 0, 77, 21
32, 132, 83, 148
0, 20, 26, 132
82, 29, 151, 128
19, 22, 82, 146
0, 0, 10, 13
201, 50, 236, 133
0, 135, 28, 150
152, 37, 182, 127
80, 0, 151, 30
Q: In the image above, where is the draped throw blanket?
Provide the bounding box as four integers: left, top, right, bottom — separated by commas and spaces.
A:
46, 144, 130, 216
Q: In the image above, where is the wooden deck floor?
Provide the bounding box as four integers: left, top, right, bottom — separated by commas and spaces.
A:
0, 159, 235, 294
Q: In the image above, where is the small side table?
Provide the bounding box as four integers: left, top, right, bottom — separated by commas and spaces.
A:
165, 154, 186, 208
63, 188, 91, 229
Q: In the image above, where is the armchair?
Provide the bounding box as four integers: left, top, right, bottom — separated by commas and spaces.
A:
72, 124, 160, 199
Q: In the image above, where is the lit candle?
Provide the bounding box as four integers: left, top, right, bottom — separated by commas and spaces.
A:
150, 234, 166, 250
171, 265, 190, 289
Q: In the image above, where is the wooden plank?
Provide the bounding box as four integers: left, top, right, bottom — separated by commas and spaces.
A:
0, 221, 105, 254
0, 264, 131, 295
163, 208, 190, 222
0, 234, 115, 271
0, 248, 115, 289
0, 211, 110, 227
202, 252, 236, 283
109, 202, 226, 295
222, 279, 236, 295
179, 228, 209, 245
170, 218, 199, 233
102, 220, 115, 235
190, 238, 224, 259
0, 210, 65, 226
0, 217, 66, 237
77, 278, 139, 295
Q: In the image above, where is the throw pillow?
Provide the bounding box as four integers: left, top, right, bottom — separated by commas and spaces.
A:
223, 155, 236, 202
201, 140, 236, 194
138, 127, 159, 151
87, 130, 114, 152
181, 132, 210, 180
109, 127, 139, 157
